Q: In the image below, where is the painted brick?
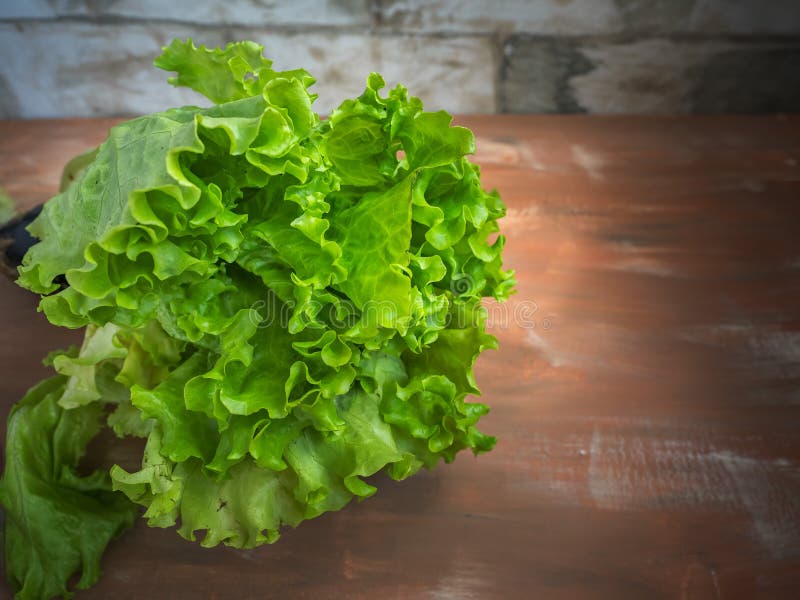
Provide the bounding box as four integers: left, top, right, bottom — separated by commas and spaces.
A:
378, 0, 621, 34
687, 0, 800, 35
689, 46, 800, 113
616, 0, 800, 35
501, 37, 594, 113
570, 39, 726, 113
0, 0, 372, 26
0, 0, 52, 19
503, 36, 800, 114
573, 39, 800, 114
615, 0, 697, 33
0, 23, 225, 118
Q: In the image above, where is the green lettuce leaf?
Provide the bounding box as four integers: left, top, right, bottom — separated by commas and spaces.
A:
111, 388, 409, 548
0, 187, 16, 226
155, 39, 315, 105
0, 376, 138, 600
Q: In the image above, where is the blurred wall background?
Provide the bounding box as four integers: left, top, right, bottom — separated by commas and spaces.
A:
1, 0, 799, 118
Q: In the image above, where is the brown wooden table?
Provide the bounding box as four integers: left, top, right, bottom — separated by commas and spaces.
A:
1, 115, 800, 599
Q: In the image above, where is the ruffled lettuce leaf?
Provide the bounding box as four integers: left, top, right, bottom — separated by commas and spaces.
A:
155, 39, 315, 105
3, 38, 516, 598
111, 388, 412, 548
331, 176, 414, 330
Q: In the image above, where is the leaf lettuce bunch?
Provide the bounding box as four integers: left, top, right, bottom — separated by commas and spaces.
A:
0, 39, 514, 599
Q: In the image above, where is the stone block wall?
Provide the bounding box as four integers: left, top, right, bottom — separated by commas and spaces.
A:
1, 0, 798, 117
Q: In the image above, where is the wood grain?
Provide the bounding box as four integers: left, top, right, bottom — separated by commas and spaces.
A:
1, 115, 800, 599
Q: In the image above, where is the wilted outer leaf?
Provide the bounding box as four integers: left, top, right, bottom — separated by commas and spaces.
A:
0, 376, 138, 600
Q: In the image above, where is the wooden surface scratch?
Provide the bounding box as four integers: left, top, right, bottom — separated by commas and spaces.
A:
1, 115, 800, 598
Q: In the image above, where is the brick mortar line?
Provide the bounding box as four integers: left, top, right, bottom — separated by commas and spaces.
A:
496, 34, 512, 114
1, 17, 799, 44
503, 32, 800, 44
490, 32, 505, 114
0, 16, 489, 38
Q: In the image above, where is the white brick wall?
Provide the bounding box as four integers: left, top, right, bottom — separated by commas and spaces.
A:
1, 0, 798, 117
